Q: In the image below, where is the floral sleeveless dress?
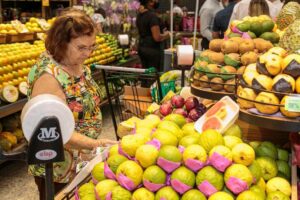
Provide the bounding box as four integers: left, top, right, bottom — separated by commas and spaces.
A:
27, 52, 102, 183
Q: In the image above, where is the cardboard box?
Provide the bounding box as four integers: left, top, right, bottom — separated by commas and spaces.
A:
123, 86, 152, 116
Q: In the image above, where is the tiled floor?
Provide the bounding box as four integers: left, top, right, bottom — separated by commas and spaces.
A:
0, 105, 117, 200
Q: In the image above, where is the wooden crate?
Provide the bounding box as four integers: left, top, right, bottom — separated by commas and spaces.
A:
6, 33, 34, 43
0, 34, 6, 44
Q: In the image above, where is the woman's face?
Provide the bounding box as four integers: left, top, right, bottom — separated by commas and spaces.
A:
65, 33, 96, 66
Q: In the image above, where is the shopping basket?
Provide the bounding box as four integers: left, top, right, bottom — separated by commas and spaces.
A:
94, 65, 163, 140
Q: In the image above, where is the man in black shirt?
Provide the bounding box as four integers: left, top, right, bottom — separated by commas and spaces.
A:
212, 0, 239, 39
137, 0, 170, 72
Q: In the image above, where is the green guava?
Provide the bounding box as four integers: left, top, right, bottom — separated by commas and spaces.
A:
107, 154, 128, 173
182, 123, 199, 136
152, 129, 178, 146
91, 162, 106, 182
95, 179, 119, 200
266, 191, 290, 200
111, 186, 131, 200
196, 166, 224, 191
224, 164, 253, 188
181, 189, 206, 200
223, 136, 243, 150
143, 165, 167, 184
158, 120, 184, 140
209, 145, 233, 161
78, 182, 95, 200
276, 160, 291, 180
171, 166, 196, 187
121, 134, 148, 157
277, 148, 289, 162
256, 157, 278, 181
223, 124, 242, 138
199, 129, 224, 152
183, 144, 207, 163
250, 185, 266, 200
155, 186, 180, 200
135, 144, 159, 168
236, 190, 263, 200
248, 161, 263, 184
109, 144, 119, 156
158, 145, 182, 163
132, 188, 155, 200
209, 191, 234, 200
179, 135, 201, 148
255, 142, 278, 160
116, 160, 143, 187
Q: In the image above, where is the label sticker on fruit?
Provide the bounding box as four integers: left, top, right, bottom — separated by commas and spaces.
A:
285, 96, 300, 112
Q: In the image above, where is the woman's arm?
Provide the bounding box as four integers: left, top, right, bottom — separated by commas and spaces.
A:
151, 25, 170, 42
31, 73, 118, 150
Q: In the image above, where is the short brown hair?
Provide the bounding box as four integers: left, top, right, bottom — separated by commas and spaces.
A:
45, 10, 96, 62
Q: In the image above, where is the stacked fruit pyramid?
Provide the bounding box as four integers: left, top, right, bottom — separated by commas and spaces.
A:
237, 46, 300, 118
78, 103, 292, 200
226, 15, 283, 43
0, 113, 24, 151
0, 40, 44, 104
192, 36, 273, 93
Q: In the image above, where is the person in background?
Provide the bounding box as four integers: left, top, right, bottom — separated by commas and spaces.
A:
27, 9, 117, 200
136, 0, 170, 72
230, 0, 279, 22
213, 0, 240, 39
173, 0, 184, 16
199, 0, 224, 49
92, 7, 106, 33
268, 0, 284, 11
249, 0, 270, 16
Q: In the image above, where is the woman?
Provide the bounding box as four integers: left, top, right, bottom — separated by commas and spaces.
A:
249, 0, 270, 16
136, 0, 170, 72
27, 9, 117, 199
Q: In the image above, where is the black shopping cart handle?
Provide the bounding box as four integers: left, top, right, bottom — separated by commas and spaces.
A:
92, 64, 157, 74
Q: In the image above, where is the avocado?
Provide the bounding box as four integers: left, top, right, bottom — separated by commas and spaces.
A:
261, 20, 275, 33
250, 22, 263, 37
259, 32, 280, 44
237, 21, 251, 32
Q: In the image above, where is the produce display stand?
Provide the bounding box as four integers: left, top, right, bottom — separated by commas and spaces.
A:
191, 69, 237, 100
6, 33, 35, 43
0, 34, 6, 44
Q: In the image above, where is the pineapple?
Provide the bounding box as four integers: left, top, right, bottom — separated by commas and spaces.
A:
276, 2, 300, 30
279, 19, 300, 54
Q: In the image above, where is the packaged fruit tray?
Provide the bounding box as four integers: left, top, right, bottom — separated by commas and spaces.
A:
191, 67, 238, 100
195, 96, 239, 134
236, 75, 300, 132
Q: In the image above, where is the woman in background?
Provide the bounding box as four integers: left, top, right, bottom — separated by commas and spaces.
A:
136, 0, 170, 72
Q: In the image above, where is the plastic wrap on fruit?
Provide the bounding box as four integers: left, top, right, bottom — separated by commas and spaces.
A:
170, 179, 193, 195
118, 144, 133, 160
146, 139, 161, 150
184, 158, 206, 172
226, 177, 248, 194
91, 175, 99, 185
178, 145, 185, 154
157, 157, 181, 173
104, 162, 116, 180
116, 173, 137, 191
242, 32, 251, 39
231, 26, 243, 34
74, 187, 80, 200
197, 180, 218, 197
143, 180, 165, 192
209, 152, 232, 172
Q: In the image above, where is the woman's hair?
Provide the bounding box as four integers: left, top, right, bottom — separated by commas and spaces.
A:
249, 0, 270, 16
139, 0, 151, 6
45, 9, 96, 62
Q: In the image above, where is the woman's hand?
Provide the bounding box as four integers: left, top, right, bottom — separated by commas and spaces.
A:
97, 139, 119, 147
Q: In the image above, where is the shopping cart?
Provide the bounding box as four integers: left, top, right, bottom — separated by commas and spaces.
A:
94, 65, 163, 140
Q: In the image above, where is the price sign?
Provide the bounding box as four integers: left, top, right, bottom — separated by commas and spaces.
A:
285, 96, 300, 112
